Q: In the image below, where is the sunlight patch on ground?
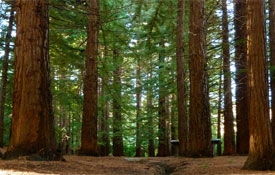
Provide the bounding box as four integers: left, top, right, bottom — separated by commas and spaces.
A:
0, 170, 57, 175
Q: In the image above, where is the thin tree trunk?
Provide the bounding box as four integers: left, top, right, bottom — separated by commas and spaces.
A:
67, 114, 72, 154
176, 0, 188, 156
222, 0, 235, 155
243, 0, 275, 170
157, 42, 170, 157
170, 94, 177, 156
269, 0, 275, 148
101, 97, 110, 156
98, 81, 110, 156
112, 50, 124, 156
234, 0, 249, 155
79, 0, 100, 156
217, 67, 222, 156
135, 58, 142, 157
59, 106, 69, 154
0, 5, 14, 147
147, 69, 155, 157
98, 45, 110, 156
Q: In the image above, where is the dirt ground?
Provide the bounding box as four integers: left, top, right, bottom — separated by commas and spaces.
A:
0, 155, 275, 174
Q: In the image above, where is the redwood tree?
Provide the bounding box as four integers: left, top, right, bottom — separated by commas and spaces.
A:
79, 0, 100, 156
135, 58, 142, 157
5, 0, 56, 159
147, 68, 155, 157
269, 0, 275, 148
98, 44, 110, 156
234, 0, 249, 155
187, 0, 212, 157
243, 0, 275, 170
157, 42, 170, 157
222, 0, 235, 155
112, 50, 124, 156
176, 0, 188, 156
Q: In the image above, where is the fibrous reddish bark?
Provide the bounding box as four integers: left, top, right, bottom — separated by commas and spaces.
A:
5, 0, 57, 160
243, 0, 275, 170
79, 0, 100, 156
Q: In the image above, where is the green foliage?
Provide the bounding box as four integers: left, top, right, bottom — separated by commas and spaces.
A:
0, 1, 14, 146
0, 0, 242, 156
49, 0, 86, 150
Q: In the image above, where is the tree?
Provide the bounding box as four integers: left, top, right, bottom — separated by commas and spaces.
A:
157, 41, 170, 157
187, 0, 212, 157
217, 68, 222, 156
222, 0, 235, 155
98, 43, 110, 156
4, 0, 58, 159
112, 50, 124, 156
79, 0, 100, 156
269, 0, 275, 148
0, 3, 14, 147
135, 57, 142, 157
146, 65, 155, 157
176, 0, 188, 156
234, 0, 249, 155
243, 0, 275, 170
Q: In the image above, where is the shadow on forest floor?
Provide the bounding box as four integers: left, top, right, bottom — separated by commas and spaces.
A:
0, 155, 274, 174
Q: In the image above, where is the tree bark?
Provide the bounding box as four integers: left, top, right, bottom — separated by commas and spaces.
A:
217, 68, 222, 156
5, 0, 57, 160
243, 0, 275, 170
269, 0, 275, 149
171, 94, 177, 155
157, 42, 170, 157
234, 0, 249, 155
147, 69, 155, 157
79, 0, 100, 156
112, 50, 124, 156
98, 81, 110, 156
135, 58, 142, 157
98, 44, 110, 156
222, 0, 235, 155
176, 0, 188, 156
188, 0, 212, 157
0, 4, 14, 147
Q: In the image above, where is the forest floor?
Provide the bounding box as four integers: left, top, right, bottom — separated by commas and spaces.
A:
0, 155, 275, 174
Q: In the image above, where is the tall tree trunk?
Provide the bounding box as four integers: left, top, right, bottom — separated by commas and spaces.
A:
147, 69, 155, 157
176, 0, 188, 156
188, 0, 212, 157
170, 94, 177, 155
217, 68, 222, 156
222, 0, 235, 155
0, 5, 14, 147
112, 50, 124, 156
5, 0, 57, 159
98, 45, 110, 156
98, 82, 110, 156
234, 0, 249, 155
135, 58, 142, 157
157, 42, 170, 157
67, 114, 72, 154
79, 0, 100, 156
157, 95, 170, 157
269, 0, 275, 148
243, 0, 275, 170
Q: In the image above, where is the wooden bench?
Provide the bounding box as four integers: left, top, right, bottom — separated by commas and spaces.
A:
170, 139, 222, 156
